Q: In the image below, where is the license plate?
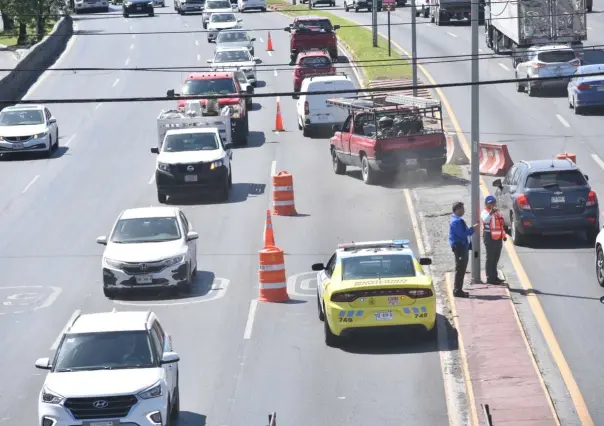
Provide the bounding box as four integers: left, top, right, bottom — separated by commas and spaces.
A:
135, 275, 153, 284
374, 311, 393, 321
87, 422, 117, 426
551, 196, 565, 203
185, 174, 198, 182
387, 296, 400, 306
405, 158, 418, 166
315, 115, 328, 122
11, 143, 24, 149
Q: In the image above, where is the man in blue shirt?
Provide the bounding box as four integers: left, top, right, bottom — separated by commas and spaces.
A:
449, 201, 479, 298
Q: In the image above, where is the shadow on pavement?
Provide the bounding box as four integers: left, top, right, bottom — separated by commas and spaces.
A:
0, 146, 69, 161
509, 286, 603, 302
345, 169, 469, 189
238, 130, 265, 148
114, 271, 216, 301
175, 412, 207, 426
168, 182, 265, 205
518, 232, 593, 250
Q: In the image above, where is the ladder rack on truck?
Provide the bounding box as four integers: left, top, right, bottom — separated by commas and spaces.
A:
326, 94, 442, 119
156, 100, 232, 148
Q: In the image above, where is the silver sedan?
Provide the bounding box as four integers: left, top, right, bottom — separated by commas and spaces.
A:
214, 30, 256, 56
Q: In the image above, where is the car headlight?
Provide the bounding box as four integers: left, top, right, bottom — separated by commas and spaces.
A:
103, 257, 123, 269
41, 388, 64, 404
210, 159, 224, 170
162, 255, 185, 267
229, 104, 241, 118
138, 382, 163, 400
148, 1, 153, 4
157, 162, 171, 173
33, 131, 48, 139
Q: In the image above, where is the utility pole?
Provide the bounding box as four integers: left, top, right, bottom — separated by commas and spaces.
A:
411, 0, 417, 96
470, 0, 481, 283
372, 0, 378, 47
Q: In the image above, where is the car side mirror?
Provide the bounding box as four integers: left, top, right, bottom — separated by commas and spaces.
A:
333, 24, 340, 30
289, 61, 295, 66
160, 351, 180, 365
492, 178, 502, 188
186, 231, 199, 241
237, 18, 242, 21
206, 59, 213, 63
35, 357, 51, 370
150, 147, 159, 154
250, 37, 256, 41
253, 57, 260, 63
224, 142, 233, 150
49, 117, 57, 124
96, 236, 107, 245
284, 26, 291, 32
246, 85, 253, 94
167, 89, 175, 98
419, 257, 432, 266
584, 174, 589, 181
311, 263, 325, 271
332, 124, 341, 132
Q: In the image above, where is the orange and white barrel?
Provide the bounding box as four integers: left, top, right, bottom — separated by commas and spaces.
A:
272, 171, 297, 216
258, 246, 290, 303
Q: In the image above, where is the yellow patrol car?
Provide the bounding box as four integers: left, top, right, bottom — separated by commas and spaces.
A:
311, 240, 436, 347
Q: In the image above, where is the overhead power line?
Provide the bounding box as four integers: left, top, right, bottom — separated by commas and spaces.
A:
6, 71, 604, 105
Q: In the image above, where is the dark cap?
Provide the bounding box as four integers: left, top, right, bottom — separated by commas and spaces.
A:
452, 202, 464, 213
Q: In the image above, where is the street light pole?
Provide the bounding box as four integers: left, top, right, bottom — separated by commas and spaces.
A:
470, 0, 481, 283
411, 0, 417, 97
372, 0, 378, 47
387, 7, 391, 56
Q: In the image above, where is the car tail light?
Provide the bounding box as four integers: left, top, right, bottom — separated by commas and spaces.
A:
331, 292, 357, 302
577, 82, 591, 90
406, 289, 433, 298
294, 68, 301, 76
587, 191, 597, 207
304, 101, 309, 115
516, 194, 531, 210
570, 59, 581, 67
329, 66, 335, 74
531, 62, 546, 69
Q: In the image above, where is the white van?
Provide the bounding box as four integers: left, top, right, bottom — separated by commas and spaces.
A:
296, 75, 356, 137
238, 0, 266, 11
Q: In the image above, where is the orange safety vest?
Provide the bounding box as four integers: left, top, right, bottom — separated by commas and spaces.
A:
482, 209, 506, 240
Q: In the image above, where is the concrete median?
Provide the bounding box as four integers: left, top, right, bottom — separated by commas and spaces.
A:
479, 142, 514, 177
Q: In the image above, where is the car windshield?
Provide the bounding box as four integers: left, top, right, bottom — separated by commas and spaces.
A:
164, 132, 220, 152
537, 50, 576, 63
110, 217, 181, 243
300, 56, 331, 67
234, 70, 248, 85
211, 13, 235, 22
0, 110, 44, 126
182, 77, 236, 95
208, 0, 230, 8
217, 31, 250, 43
294, 19, 333, 32
341, 254, 416, 280
215, 50, 252, 63
525, 170, 587, 189
54, 331, 155, 372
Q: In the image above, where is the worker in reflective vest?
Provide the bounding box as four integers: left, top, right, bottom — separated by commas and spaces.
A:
481, 195, 507, 284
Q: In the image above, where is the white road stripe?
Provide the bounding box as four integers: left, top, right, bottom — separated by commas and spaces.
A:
446, 32, 457, 38
270, 160, 276, 177
556, 114, 571, 128
197, 54, 201, 61
130, 44, 135, 50
50, 310, 81, 351
591, 153, 604, 171
125, 57, 130, 66
129, 25, 133, 31
259, 37, 264, 43
267, 51, 272, 56
64, 134, 76, 147
498, 62, 510, 71
479, 48, 483, 53
95, 103, 103, 110
195, 40, 199, 46
588, 26, 593, 30
112, 78, 120, 87
274, 68, 278, 77
22, 175, 39, 194
184, 23, 189, 27
148, 172, 156, 184
243, 299, 258, 339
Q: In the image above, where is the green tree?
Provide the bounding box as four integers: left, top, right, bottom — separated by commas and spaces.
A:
0, 0, 67, 45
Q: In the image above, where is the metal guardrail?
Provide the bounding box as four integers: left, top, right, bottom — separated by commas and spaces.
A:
482, 404, 493, 426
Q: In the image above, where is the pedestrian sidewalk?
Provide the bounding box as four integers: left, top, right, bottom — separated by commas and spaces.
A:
445, 273, 559, 426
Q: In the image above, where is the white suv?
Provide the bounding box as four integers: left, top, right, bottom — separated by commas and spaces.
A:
35, 311, 180, 426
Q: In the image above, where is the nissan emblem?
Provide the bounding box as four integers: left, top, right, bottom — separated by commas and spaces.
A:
92, 400, 109, 409
187, 165, 194, 172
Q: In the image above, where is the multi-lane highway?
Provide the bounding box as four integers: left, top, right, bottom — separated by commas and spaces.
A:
0, 6, 458, 425
324, 4, 604, 422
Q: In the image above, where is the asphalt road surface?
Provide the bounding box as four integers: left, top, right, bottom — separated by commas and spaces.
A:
0, 5, 453, 426
325, 3, 604, 423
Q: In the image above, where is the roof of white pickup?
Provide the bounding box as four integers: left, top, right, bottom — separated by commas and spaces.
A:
69, 312, 150, 334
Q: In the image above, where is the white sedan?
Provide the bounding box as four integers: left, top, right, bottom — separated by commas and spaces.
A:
0, 104, 59, 158
96, 207, 199, 298
208, 46, 259, 86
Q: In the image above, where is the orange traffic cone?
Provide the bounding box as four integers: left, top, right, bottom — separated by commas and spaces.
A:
263, 209, 276, 248
274, 97, 284, 132
267, 32, 274, 51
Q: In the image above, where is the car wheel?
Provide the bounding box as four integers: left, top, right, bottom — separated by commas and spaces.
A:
171, 383, 180, 420
44, 137, 53, 158
515, 73, 524, 92
148, 11, 154, 15
228, 170, 233, 188
55, 128, 60, 149
344, 2, 349, 11
157, 192, 167, 204
510, 214, 526, 246
596, 246, 604, 287
103, 287, 117, 298
527, 83, 537, 97
123, 12, 129, 16
332, 148, 346, 174
323, 308, 339, 347
568, 94, 574, 108
574, 103, 583, 115
361, 155, 376, 185
179, 263, 193, 293
587, 226, 598, 245
317, 291, 325, 321
302, 126, 311, 137
218, 177, 230, 202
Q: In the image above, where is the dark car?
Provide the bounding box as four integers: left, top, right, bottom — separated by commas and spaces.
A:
123, 0, 154, 17
492, 158, 599, 245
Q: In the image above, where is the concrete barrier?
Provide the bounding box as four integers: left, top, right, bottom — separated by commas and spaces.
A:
479, 142, 514, 177
0, 16, 74, 109
445, 133, 469, 165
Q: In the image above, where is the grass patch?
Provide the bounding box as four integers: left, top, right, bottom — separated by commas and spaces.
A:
0, 18, 58, 47
267, 0, 410, 80
442, 163, 462, 179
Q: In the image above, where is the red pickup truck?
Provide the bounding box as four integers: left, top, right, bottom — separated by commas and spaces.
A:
328, 95, 447, 184
284, 16, 340, 63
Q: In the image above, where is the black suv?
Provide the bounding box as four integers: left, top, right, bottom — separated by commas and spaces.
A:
492, 158, 599, 245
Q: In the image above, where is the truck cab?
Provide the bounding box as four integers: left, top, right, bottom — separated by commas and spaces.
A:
284, 16, 340, 63
328, 95, 447, 185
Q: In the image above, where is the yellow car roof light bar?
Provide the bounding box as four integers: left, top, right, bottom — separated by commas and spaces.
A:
338, 240, 411, 251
